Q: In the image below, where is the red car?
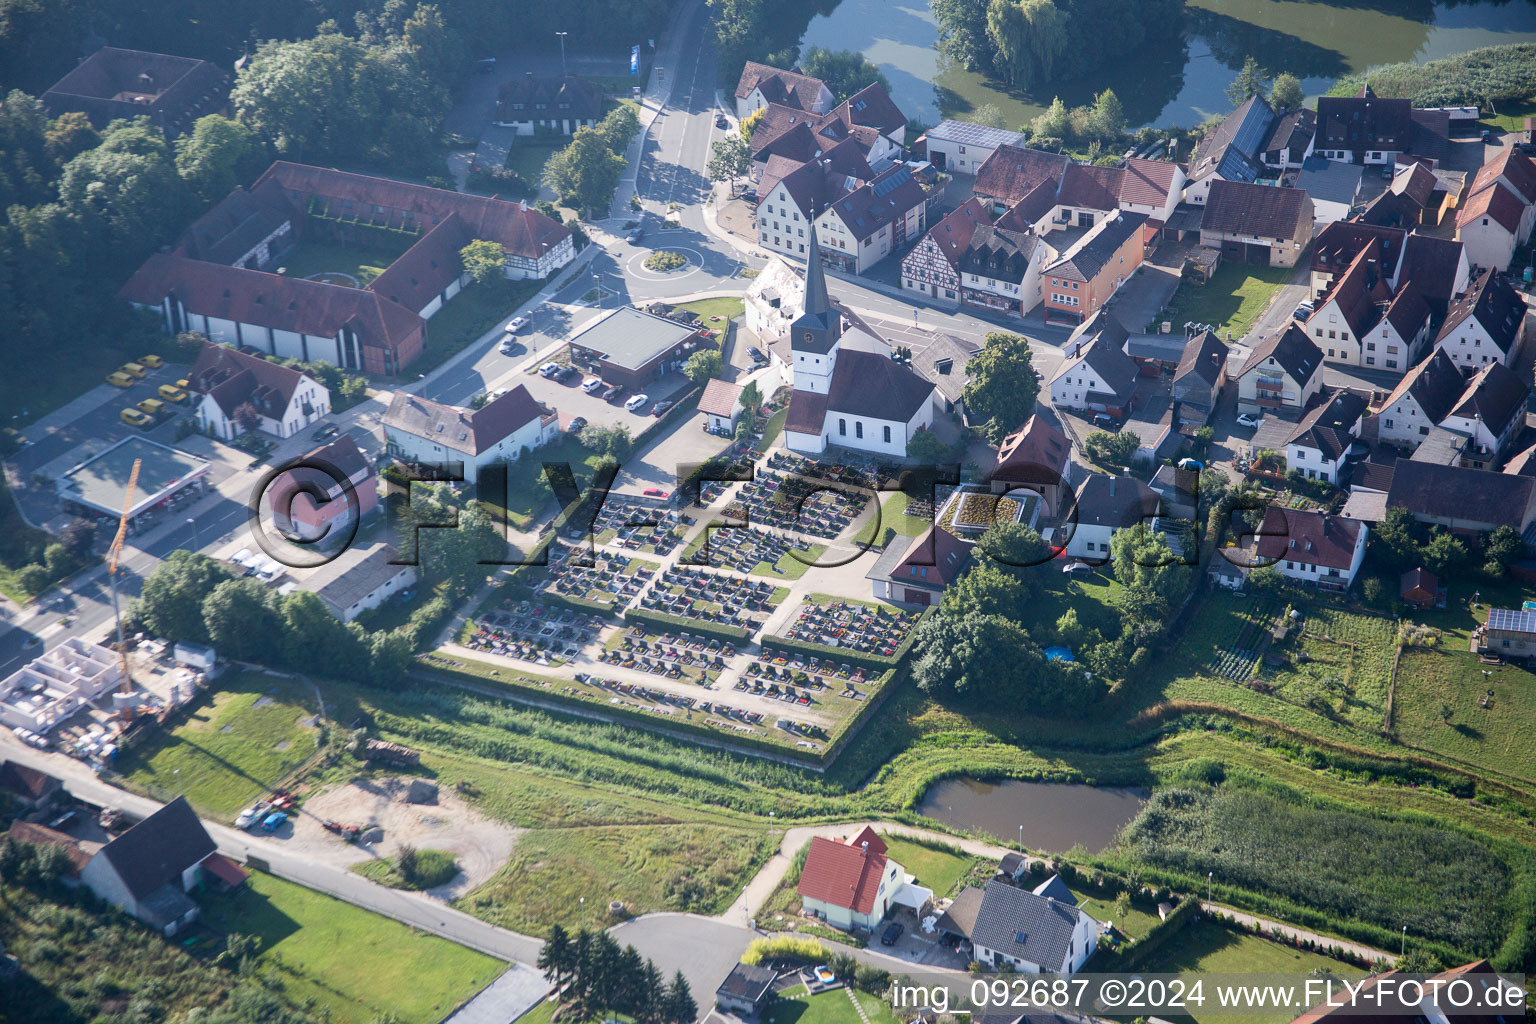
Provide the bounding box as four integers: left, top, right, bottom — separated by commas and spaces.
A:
644, 488, 669, 498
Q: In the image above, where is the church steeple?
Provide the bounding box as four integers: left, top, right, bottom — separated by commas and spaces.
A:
803, 217, 829, 317
791, 212, 841, 359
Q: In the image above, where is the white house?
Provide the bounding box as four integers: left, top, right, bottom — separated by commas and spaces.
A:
1285, 390, 1365, 484
734, 62, 834, 122
1051, 474, 1161, 564
814, 163, 928, 274
754, 139, 874, 262
1433, 268, 1526, 370
1234, 324, 1325, 416
922, 120, 1026, 175
900, 198, 992, 306
744, 255, 807, 348
187, 343, 330, 440
383, 384, 558, 484
956, 216, 1051, 318
1048, 311, 1138, 416
300, 541, 417, 622
781, 226, 936, 457
1253, 506, 1368, 590
1455, 147, 1536, 272
698, 378, 746, 434
797, 827, 923, 932
1439, 361, 1529, 465
79, 797, 231, 936
971, 880, 1100, 975
1374, 349, 1466, 450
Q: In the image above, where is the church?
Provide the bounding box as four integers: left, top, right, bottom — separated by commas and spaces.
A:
780, 224, 939, 457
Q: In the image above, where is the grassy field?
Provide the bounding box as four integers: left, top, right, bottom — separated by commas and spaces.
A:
1163, 261, 1296, 341
278, 238, 411, 286
880, 490, 933, 538
1129, 919, 1363, 1024
200, 872, 500, 1024
1392, 647, 1536, 786
673, 297, 745, 342
353, 848, 461, 890
1071, 886, 1163, 941
410, 276, 543, 378
505, 138, 563, 188
766, 985, 900, 1024
462, 822, 775, 935
879, 836, 976, 898
116, 672, 323, 818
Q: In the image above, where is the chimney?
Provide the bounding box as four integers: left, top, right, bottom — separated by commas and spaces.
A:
860, 841, 869, 852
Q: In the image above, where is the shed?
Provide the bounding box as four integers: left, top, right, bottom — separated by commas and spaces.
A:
1400, 567, 1438, 609
173, 642, 217, 671
715, 962, 777, 1016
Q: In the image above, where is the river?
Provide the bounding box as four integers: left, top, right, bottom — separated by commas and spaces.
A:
917, 777, 1150, 853
795, 0, 1536, 130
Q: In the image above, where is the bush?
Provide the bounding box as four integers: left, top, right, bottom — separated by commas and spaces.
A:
740, 935, 827, 966
644, 250, 688, 272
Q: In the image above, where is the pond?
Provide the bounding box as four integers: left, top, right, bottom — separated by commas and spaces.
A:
918, 777, 1149, 853
795, 0, 1536, 130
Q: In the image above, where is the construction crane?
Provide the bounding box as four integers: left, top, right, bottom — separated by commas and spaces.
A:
107, 458, 141, 694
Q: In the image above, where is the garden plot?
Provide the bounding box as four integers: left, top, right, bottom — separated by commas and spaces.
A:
1203, 598, 1281, 681
1264, 607, 1396, 727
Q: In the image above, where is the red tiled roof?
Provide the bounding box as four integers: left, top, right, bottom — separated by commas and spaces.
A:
1120, 158, 1180, 207
833, 83, 906, 138
187, 343, 317, 420
6, 822, 90, 876
382, 384, 546, 456
1307, 238, 1391, 339
201, 852, 250, 887
1254, 506, 1365, 571
973, 144, 1070, 206
918, 198, 992, 270
784, 390, 829, 435
989, 415, 1069, 485
1056, 164, 1120, 211
735, 62, 829, 110
1457, 179, 1525, 234
892, 523, 971, 588
1466, 147, 1536, 206
797, 834, 889, 914
698, 378, 744, 416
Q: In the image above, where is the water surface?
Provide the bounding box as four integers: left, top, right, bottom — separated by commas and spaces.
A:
918, 777, 1149, 853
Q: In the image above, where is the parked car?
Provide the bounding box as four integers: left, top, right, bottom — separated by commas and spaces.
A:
157, 384, 188, 403
120, 408, 151, 428
313, 423, 341, 441
644, 487, 670, 498
137, 354, 164, 368
106, 371, 134, 388
1092, 413, 1115, 427
119, 362, 147, 379
175, 377, 190, 390
567, 416, 588, 433
559, 366, 582, 383
715, 113, 729, 128
261, 811, 288, 832
1177, 457, 1204, 471
880, 922, 904, 946
235, 806, 261, 829
651, 399, 675, 416
1236, 413, 1259, 428
581, 377, 605, 394
539, 361, 562, 378
1294, 301, 1315, 319
136, 398, 166, 418
626, 226, 645, 244
625, 393, 649, 412
505, 315, 530, 334
602, 384, 624, 402
747, 346, 767, 365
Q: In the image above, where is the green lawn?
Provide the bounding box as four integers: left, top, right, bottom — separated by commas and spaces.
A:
352, 848, 461, 890
880, 490, 932, 538
673, 296, 745, 335
116, 672, 322, 818
1163, 261, 1297, 342
485, 433, 606, 528
766, 985, 900, 1024
463, 823, 774, 936
879, 836, 976, 898
505, 139, 564, 188
1392, 646, 1536, 786
200, 872, 501, 1024
761, 406, 789, 448
1128, 919, 1363, 1024
1481, 100, 1536, 133
278, 238, 411, 286
1071, 887, 1163, 941
410, 276, 543, 379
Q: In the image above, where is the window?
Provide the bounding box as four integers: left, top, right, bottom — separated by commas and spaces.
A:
855, 422, 864, 439
839, 419, 846, 436
1384, 418, 1394, 428
1315, 328, 1323, 337
1386, 359, 1397, 368
1340, 332, 1349, 342
883, 425, 891, 443
1366, 342, 1375, 351
1328, 330, 1336, 339
1365, 357, 1375, 365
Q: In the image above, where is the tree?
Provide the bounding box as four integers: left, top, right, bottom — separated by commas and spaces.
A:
396, 844, 420, 885
369, 629, 415, 686
665, 971, 697, 1024
539, 923, 572, 987
58, 118, 187, 259
279, 590, 364, 679
970, 103, 1008, 129
943, 560, 1025, 621
459, 239, 507, 286
1089, 88, 1125, 140
906, 428, 950, 466
1375, 505, 1420, 572
683, 348, 724, 383
932, 0, 993, 71
976, 520, 1051, 569
202, 578, 281, 660
1112, 524, 1186, 642
1397, 948, 1443, 974
594, 104, 640, 154
1485, 524, 1522, 574
1032, 96, 1071, 141
738, 106, 766, 144
986, 0, 1030, 87
798, 47, 891, 103
136, 550, 229, 645
1055, 608, 1100, 650
580, 423, 634, 461
174, 115, 264, 203
543, 125, 627, 216
44, 111, 98, 165
1225, 56, 1271, 106
1421, 528, 1467, 578
962, 331, 1040, 443
706, 134, 752, 191
738, 379, 763, 417
1084, 430, 1139, 466
1270, 72, 1305, 113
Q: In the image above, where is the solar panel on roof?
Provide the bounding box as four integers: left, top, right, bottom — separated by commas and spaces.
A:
1488, 608, 1536, 634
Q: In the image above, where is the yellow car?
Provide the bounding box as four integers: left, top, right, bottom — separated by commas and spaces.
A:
136, 398, 165, 417
119, 362, 147, 379
137, 354, 164, 368
158, 384, 188, 402
120, 408, 151, 428
106, 371, 134, 388
175, 377, 190, 390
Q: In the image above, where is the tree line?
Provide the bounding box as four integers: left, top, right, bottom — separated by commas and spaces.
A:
536, 924, 697, 1024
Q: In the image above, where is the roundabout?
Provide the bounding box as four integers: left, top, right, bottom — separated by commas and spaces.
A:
626, 243, 706, 283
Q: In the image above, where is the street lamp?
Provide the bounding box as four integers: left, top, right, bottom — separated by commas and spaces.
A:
186, 517, 198, 551
1018, 824, 1023, 850
554, 32, 568, 77
1207, 871, 1213, 905
580, 895, 586, 930
1401, 925, 1407, 956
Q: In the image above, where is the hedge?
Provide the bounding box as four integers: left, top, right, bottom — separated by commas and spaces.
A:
1100, 896, 1199, 971
621, 605, 753, 643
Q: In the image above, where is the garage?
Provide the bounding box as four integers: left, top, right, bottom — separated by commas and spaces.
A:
1219, 239, 1270, 265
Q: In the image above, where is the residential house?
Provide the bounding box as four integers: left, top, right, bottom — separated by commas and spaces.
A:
905, 332, 981, 416
1440, 361, 1529, 467
1048, 311, 1139, 416
0, 761, 63, 811
1172, 329, 1228, 427
715, 963, 778, 1016
921, 120, 1027, 174
986, 415, 1073, 514
1234, 324, 1325, 416
1387, 461, 1536, 535
972, 145, 1071, 215
1285, 390, 1366, 483
78, 797, 232, 936
120, 162, 573, 374
1041, 211, 1147, 324
828, 83, 908, 150
1303, 239, 1431, 370
781, 228, 936, 457
938, 885, 986, 943
1198, 180, 1313, 267
900, 198, 992, 305
698, 379, 746, 434
1261, 108, 1316, 171
300, 541, 417, 622
1052, 473, 1161, 564
42, 47, 229, 136
814, 163, 928, 273
1398, 233, 1470, 320
1401, 567, 1439, 609
955, 218, 1049, 317
748, 102, 902, 180
1253, 506, 1369, 590
187, 344, 330, 441
734, 62, 834, 121
1308, 221, 1406, 301
1479, 608, 1536, 658
744, 255, 807, 349
1373, 349, 1467, 449
970, 880, 1100, 975
796, 827, 910, 931
1294, 157, 1364, 226
1359, 162, 1449, 230
382, 384, 558, 484
1150, 463, 1199, 520
267, 435, 379, 544
1183, 95, 1273, 205
568, 305, 716, 388
755, 138, 875, 260
1456, 147, 1536, 272
866, 520, 971, 607
1314, 86, 1412, 165
1434, 268, 1526, 369
493, 75, 603, 134
0, 638, 121, 735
